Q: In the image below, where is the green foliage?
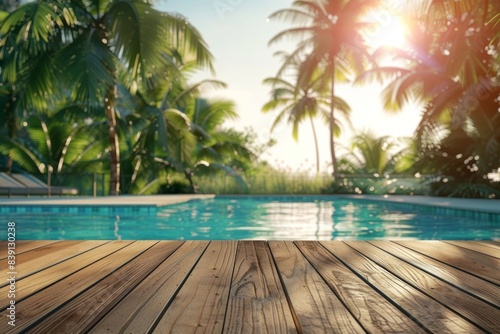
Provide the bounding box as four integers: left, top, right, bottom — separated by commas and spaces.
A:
322, 174, 432, 196
430, 178, 500, 199
159, 174, 194, 194
0, 0, 215, 194
0, 108, 108, 177
194, 173, 329, 195
338, 131, 404, 175
354, 0, 500, 198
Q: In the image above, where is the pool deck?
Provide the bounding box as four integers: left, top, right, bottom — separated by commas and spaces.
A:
1, 194, 499, 214
0, 240, 499, 333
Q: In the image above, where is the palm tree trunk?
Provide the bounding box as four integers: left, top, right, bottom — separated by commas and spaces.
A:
6, 91, 15, 174
184, 168, 197, 193
106, 85, 120, 195
329, 61, 338, 178
309, 114, 320, 174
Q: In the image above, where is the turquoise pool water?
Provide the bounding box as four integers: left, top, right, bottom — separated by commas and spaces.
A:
6, 196, 500, 240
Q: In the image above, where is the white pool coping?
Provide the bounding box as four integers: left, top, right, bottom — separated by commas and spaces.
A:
0, 194, 215, 207
0, 194, 498, 214
339, 195, 500, 214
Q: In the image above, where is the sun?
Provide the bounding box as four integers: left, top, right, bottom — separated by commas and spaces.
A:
364, 12, 408, 51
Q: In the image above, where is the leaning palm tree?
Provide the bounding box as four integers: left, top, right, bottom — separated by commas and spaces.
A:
0, 0, 214, 195
262, 52, 351, 174
268, 0, 379, 176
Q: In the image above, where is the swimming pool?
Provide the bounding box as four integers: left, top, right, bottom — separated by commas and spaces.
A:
6, 196, 499, 240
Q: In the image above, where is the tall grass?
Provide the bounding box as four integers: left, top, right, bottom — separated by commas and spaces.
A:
194, 174, 330, 194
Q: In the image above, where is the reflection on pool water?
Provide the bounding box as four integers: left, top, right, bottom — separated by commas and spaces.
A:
9, 196, 500, 240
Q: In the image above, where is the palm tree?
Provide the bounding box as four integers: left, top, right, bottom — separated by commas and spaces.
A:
356, 0, 500, 197
0, 0, 214, 195
268, 0, 379, 176
262, 53, 351, 174
115, 64, 253, 194
182, 98, 254, 192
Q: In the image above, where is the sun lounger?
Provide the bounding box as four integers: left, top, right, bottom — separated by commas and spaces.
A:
0, 172, 79, 196
0, 172, 37, 196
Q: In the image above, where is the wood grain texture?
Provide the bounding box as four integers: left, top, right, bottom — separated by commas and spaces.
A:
2, 240, 498, 333
93, 241, 209, 333
152, 241, 238, 334
478, 241, 500, 249
321, 241, 483, 334
0, 240, 57, 259
0, 241, 130, 310
223, 241, 297, 334
0, 240, 107, 281
395, 240, 500, 285
346, 241, 500, 332
269, 241, 365, 333
0, 240, 83, 273
295, 241, 426, 333
0, 241, 155, 334
369, 241, 500, 307
444, 240, 500, 258
28, 241, 183, 334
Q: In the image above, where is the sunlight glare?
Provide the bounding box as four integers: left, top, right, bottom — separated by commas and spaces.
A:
365, 14, 407, 51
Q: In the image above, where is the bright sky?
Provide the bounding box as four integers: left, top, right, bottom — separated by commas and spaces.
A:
158, 0, 422, 174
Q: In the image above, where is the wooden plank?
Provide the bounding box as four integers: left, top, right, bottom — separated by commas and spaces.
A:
0, 240, 497, 333
0, 241, 81, 273
0, 241, 156, 334
396, 241, 500, 285
269, 241, 365, 333
28, 241, 183, 334
478, 241, 500, 249
346, 241, 500, 333
0, 241, 132, 310
321, 241, 483, 334
223, 241, 297, 333
0, 241, 108, 283
369, 241, 500, 307
295, 241, 425, 333
444, 241, 500, 258
92, 241, 209, 333
0, 240, 58, 259
151, 241, 238, 333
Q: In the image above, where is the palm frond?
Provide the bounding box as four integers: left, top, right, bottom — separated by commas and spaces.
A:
172, 79, 227, 106
163, 12, 214, 73
268, 26, 314, 46
56, 28, 115, 107
106, 1, 171, 82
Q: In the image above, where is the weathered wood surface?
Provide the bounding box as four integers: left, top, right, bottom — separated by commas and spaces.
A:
0, 241, 498, 333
